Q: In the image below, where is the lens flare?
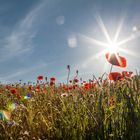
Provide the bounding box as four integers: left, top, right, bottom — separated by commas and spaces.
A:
7, 102, 18, 111
24, 96, 29, 99
0, 110, 11, 121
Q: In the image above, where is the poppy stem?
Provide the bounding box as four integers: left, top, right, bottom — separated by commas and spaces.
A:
74, 73, 78, 80
110, 64, 113, 73
67, 69, 70, 86
109, 64, 113, 95
93, 74, 100, 86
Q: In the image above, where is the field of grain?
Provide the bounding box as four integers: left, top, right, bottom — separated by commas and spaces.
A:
0, 74, 140, 140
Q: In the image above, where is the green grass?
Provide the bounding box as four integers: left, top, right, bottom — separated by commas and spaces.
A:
0, 76, 140, 140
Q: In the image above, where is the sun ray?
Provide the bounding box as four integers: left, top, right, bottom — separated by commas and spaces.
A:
118, 48, 140, 58
117, 34, 136, 46
78, 33, 109, 48
81, 49, 107, 68
117, 31, 140, 46
114, 18, 124, 42
76, 15, 140, 73
115, 53, 123, 66
103, 61, 110, 74
95, 15, 112, 43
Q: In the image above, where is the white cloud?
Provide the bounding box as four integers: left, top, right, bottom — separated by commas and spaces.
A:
0, 1, 45, 62
0, 62, 48, 82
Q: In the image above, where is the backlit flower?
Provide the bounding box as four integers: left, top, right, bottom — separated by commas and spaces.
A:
122, 71, 133, 78
109, 72, 123, 81
83, 83, 91, 90
106, 52, 126, 67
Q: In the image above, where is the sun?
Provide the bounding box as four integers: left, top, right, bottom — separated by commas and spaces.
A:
77, 15, 140, 71
107, 41, 119, 53
78, 15, 140, 57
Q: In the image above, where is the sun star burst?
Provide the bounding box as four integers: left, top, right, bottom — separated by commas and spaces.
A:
78, 15, 140, 72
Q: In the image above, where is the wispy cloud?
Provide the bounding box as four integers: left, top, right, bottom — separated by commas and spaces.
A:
0, 1, 45, 62
0, 62, 48, 83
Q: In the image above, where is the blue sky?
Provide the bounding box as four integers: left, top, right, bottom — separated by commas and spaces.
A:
0, 0, 140, 83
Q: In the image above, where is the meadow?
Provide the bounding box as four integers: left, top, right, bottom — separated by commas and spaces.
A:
1, 0, 140, 139
0, 73, 140, 140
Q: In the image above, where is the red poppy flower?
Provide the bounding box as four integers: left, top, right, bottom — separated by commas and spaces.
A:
36, 85, 40, 90
19, 95, 22, 99
63, 85, 66, 88
122, 71, 133, 77
84, 86, 89, 90
105, 52, 126, 67
50, 77, 56, 81
10, 89, 17, 94
74, 78, 79, 83
93, 83, 97, 88
69, 80, 72, 83
73, 84, 78, 89
84, 83, 91, 90
109, 72, 123, 81
37, 75, 43, 80
68, 86, 73, 90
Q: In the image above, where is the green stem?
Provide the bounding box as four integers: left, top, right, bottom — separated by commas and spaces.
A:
67, 70, 70, 86
110, 64, 113, 74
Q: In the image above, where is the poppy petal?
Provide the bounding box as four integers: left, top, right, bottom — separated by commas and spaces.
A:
105, 52, 127, 68
109, 72, 122, 81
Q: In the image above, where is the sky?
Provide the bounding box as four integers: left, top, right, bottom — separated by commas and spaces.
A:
0, 0, 140, 83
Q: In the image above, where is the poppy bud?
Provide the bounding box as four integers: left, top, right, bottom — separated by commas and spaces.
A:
67, 65, 70, 70
45, 77, 47, 82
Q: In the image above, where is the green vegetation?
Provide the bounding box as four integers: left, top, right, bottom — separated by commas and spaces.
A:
0, 76, 140, 140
